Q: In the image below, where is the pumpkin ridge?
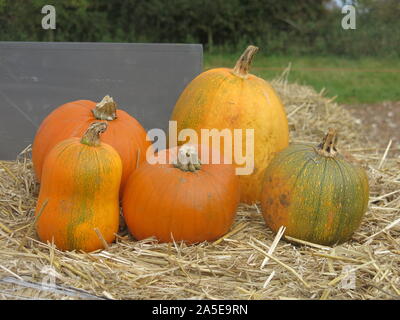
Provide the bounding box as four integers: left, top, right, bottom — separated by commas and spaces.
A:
107, 117, 145, 172
330, 157, 348, 243
340, 158, 366, 239
71, 100, 96, 114
352, 164, 369, 214
173, 71, 230, 134
164, 171, 186, 240
156, 167, 196, 241
200, 166, 225, 205
53, 139, 79, 164
173, 170, 204, 240
285, 155, 318, 236
358, 169, 369, 214
261, 86, 288, 136
321, 144, 367, 244
207, 167, 238, 234
115, 115, 142, 146
126, 165, 172, 240
290, 155, 316, 193
335, 159, 352, 241
66, 148, 99, 250
188, 164, 236, 240
146, 167, 176, 240
202, 171, 227, 239
343, 162, 358, 240
262, 154, 307, 233
200, 74, 233, 130
309, 157, 328, 241
273, 145, 313, 166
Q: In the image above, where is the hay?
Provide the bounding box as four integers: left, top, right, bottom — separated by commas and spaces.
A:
1, 68, 399, 300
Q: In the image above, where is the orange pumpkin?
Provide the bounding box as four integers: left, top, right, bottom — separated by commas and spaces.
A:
35, 122, 122, 252
170, 45, 289, 204
122, 144, 240, 244
32, 95, 151, 193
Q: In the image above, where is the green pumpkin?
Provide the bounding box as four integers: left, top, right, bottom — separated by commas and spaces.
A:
261, 129, 369, 246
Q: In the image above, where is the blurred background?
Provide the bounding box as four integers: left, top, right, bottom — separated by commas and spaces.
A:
0, 0, 399, 105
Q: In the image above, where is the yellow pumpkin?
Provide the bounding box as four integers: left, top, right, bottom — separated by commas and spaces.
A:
170, 45, 289, 204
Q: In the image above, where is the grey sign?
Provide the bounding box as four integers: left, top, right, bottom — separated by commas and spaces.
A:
0, 42, 203, 160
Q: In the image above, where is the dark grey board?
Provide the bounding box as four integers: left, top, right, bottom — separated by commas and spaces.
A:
0, 42, 203, 160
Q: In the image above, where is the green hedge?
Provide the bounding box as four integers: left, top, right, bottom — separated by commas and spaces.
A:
0, 0, 398, 57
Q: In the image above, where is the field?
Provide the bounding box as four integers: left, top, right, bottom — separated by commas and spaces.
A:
205, 53, 400, 105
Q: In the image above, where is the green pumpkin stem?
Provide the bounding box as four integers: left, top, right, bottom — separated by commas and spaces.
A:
92, 95, 117, 121
317, 128, 338, 157
232, 45, 259, 78
81, 122, 108, 147
173, 144, 201, 172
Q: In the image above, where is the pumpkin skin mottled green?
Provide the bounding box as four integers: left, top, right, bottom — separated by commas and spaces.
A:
261, 143, 369, 246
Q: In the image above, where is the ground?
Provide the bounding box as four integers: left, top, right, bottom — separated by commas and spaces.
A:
346, 101, 400, 156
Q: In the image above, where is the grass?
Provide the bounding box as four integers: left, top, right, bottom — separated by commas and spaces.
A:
204, 53, 400, 105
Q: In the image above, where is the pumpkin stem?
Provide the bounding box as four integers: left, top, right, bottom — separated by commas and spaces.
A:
173, 144, 201, 172
317, 128, 338, 157
92, 95, 117, 121
232, 45, 259, 78
81, 122, 108, 147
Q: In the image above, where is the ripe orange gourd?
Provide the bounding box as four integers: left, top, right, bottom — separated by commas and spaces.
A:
170, 45, 289, 204
32, 95, 151, 193
35, 122, 122, 252
261, 129, 369, 246
122, 144, 240, 244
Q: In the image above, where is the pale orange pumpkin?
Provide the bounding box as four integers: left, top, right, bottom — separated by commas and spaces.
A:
170, 46, 289, 204
35, 122, 122, 252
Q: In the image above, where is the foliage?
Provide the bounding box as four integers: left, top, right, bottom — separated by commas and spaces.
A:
0, 0, 398, 56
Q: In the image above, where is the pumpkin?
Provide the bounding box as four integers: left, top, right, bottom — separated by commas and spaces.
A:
32, 95, 151, 193
35, 122, 122, 252
170, 45, 289, 204
122, 144, 240, 244
261, 129, 369, 246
